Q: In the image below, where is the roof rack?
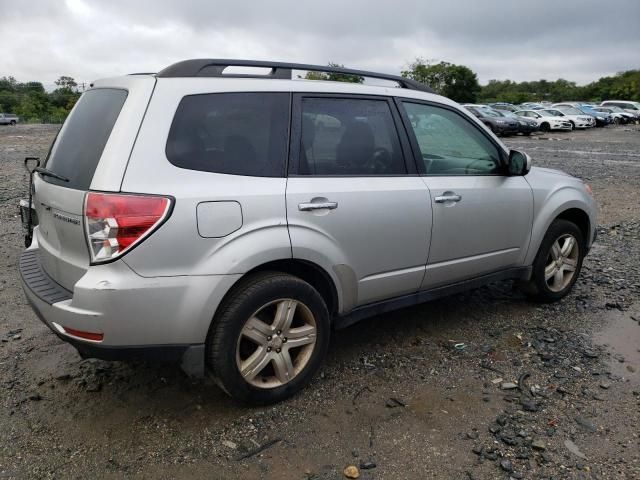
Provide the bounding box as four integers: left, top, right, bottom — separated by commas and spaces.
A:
156, 59, 434, 93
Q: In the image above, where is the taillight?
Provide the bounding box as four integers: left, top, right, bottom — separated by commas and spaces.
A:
84, 192, 172, 264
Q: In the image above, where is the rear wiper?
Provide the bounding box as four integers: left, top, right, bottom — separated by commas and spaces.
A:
34, 166, 69, 182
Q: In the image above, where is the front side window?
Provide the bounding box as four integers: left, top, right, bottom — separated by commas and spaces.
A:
298, 98, 406, 175
402, 102, 502, 175
166, 92, 289, 177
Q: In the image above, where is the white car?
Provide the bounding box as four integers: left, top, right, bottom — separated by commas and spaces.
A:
538, 108, 594, 129
600, 100, 640, 117
514, 110, 573, 132
593, 106, 637, 124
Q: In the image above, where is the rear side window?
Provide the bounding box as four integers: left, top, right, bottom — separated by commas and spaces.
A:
166, 92, 290, 177
44, 88, 127, 189
298, 98, 406, 175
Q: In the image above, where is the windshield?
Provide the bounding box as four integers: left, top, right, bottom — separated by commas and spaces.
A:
558, 107, 583, 115
480, 108, 502, 118
44, 88, 128, 189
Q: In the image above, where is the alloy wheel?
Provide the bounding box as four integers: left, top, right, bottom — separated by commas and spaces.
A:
544, 234, 579, 292
236, 299, 317, 389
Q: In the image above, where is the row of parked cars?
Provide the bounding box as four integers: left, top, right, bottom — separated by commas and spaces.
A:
462, 100, 640, 136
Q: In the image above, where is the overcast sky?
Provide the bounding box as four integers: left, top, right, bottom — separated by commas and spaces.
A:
2, 0, 639, 89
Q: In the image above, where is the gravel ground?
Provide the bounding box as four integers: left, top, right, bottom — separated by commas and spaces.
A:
0, 124, 639, 480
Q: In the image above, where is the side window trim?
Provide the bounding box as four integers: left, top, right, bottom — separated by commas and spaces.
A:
288, 93, 416, 177
394, 97, 508, 176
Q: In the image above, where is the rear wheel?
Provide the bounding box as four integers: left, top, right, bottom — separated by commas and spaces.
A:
10, 120, 16, 126
520, 219, 584, 302
207, 272, 330, 404
569, 121, 575, 130
540, 122, 550, 132
613, 117, 622, 125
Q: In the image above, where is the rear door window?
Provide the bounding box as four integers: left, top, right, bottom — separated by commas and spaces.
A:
44, 88, 128, 189
297, 97, 406, 175
166, 92, 290, 177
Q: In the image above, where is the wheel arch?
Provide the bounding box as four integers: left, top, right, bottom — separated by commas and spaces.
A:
525, 199, 594, 266
246, 259, 340, 317
555, 208, 590, 245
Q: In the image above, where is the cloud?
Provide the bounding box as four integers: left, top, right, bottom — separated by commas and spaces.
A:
1, 0, 639, 87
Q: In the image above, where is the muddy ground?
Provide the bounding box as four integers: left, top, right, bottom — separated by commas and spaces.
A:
0, 124, 639, 480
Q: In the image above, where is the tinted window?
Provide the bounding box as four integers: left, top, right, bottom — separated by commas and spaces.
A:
402, 102, 502, 175
298, 98, 406, 175
44, 88, 127, 189
166, 93, 289, 177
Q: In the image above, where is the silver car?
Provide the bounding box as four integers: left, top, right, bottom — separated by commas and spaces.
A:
19, 60, 597, 404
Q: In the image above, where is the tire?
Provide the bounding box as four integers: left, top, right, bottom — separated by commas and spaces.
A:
540, 122, 550, 132
613, 117, 622, 125
520, 219, 584, 303
569, 121, 575, 131
523, 131, 531, 136
207, 271, 330, 404
10, 120, 16, 126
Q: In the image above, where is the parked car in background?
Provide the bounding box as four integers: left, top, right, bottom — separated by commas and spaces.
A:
514, 109, 573, 132
537, 108, 594, 129
553, 103, 611, 127
519, 103, 545, 110
600, 100, 640, 116
463, 105, 520, 135
495, 110, 539, 135
489, 102, 519, 113
592, 106, 637, 124
0, 113, 19, 125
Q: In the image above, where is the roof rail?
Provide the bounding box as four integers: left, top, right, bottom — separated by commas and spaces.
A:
156, 59, 434, 93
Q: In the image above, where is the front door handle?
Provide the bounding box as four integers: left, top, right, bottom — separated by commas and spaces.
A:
434, 193, 462, 203
298, 201, 338, 211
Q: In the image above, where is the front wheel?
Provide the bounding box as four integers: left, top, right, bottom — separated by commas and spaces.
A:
10, 120, 16, 126
540, 122, 550, 132
207, 272, 330, 404
520, 219, 584, 302
569, 121, 575, 131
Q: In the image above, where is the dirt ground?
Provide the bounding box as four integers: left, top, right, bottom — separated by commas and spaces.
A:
0, 124, 639, 480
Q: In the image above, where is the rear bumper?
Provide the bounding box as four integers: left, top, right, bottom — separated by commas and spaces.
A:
19, 246, 241, 375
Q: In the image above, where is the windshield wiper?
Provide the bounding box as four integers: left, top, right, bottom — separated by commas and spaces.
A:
34, 166, 69, 182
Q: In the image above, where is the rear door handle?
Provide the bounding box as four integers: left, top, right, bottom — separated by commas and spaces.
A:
434, 194, 462, 203
298, 201, 338, 211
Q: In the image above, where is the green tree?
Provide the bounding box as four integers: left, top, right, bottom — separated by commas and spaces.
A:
0, 75, 81, 122
302, 62, 364, 83
55, 76, 78, 91
401, 59, 481, 103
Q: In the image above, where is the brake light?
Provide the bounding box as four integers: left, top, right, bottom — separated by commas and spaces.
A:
84, 192, 172, 263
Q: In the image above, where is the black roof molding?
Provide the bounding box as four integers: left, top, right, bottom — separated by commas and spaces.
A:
156, 59, 434, 93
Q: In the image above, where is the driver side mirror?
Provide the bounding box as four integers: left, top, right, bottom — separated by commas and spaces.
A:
507, 150, 532, 176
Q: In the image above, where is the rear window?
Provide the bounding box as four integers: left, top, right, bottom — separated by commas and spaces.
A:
44, 88, 128, 189
166, 92, 290, 177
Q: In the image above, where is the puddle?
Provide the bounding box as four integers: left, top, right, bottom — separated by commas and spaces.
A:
593, 310, 640, 385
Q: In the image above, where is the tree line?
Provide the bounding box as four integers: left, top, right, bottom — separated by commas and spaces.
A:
2, 62, 638, 123
0, 76, 81, 123
309, 59, 640, 105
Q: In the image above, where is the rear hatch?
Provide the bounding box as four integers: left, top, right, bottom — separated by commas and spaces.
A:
33, 76, 155, 291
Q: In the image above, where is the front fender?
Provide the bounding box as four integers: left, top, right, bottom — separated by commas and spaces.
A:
524, 184, 596, 265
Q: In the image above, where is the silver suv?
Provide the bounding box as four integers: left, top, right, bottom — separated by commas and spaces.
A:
19, 60, 597, 404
